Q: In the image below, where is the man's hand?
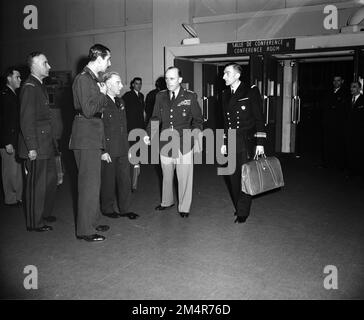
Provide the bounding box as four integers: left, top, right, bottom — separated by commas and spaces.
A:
5, 144, 14, 154
28, 150, 37, 161
98, 82, 107, 95
220, 145, 227, 155
254, 145, 265, 157
101, 153, 112, 163
143, 136, 150, 145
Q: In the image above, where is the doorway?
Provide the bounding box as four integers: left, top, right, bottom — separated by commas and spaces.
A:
296, 59, 354, 163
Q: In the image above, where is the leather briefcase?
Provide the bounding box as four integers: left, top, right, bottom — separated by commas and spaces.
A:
241, 155, 284, 196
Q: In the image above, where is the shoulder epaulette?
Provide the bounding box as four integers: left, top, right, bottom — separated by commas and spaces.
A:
24, 83, 35, 87
186, 89, 195, 93
159, 89, 167, 93
251, 85, 257, 88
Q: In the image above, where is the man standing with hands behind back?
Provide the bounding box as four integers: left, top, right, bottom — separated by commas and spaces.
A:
220, 63, 266, 224
18, 52, 57, 231
69, 44, 111, 242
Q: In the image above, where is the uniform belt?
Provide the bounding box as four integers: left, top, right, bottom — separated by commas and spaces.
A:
76, 111, 102, 119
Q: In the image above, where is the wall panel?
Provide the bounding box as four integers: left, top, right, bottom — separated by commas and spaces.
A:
66, 0, 94, 33
125, 28, 153, 95
126, 0, 152, 25
94, 0, 125, 28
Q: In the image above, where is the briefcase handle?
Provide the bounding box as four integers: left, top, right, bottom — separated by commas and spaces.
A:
253, 153, 267, 160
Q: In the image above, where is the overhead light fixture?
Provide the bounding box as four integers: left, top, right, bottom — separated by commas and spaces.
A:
181, 23, 200, 45
341, 5, 364, 33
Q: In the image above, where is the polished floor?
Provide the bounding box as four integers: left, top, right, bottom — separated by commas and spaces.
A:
0, 154, 363, 300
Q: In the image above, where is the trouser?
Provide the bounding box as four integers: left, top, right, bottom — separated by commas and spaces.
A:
229, 151, 252, 217
24, 157, 57, 229
73, 149, 102, 236
160, 150, 193, 213
101, 155, 131, 214
0, 149, 23, 204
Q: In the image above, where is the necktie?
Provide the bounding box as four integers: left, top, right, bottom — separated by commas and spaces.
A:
171, 91, 175, 101
231, 89, 235, 95
352, 96, 356, 106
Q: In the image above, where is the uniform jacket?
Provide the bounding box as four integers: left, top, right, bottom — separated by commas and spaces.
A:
18, 75, 56, 159
102, 96, 129, 157
0, 86, 20, 148
69, 67, 108, 150
146, 88, 203, 155
122, 90, 145, 132
323, 86, 350, 124
222, 82, 266, 153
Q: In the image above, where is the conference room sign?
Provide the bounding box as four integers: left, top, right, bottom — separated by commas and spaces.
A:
227, 38, 296, 55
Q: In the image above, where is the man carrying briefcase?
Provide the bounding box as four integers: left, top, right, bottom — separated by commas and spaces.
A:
220, 63, 266, 224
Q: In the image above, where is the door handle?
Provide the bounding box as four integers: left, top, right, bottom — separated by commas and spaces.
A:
297, 96, 301, 124
291, 97, 297, 124
202, 96, 208, 122
265, 97, 270, 126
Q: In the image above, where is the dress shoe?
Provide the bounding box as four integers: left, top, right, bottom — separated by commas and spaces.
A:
234, 216, 247, 224
119, 212, 139, 219
27, 225, 53, 232
77, 234, 105, 242
44, 216, 57, 223
95, 225, 110, 232
179, 212, 189, 218
155, 204, 174, 211
103, 212, 121, 219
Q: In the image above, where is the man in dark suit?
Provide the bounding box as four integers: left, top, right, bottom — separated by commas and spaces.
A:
69, 44, 111, 242
122, 77, 145, 191
346, 81, 364, 178
322, 75, 350, 169
144, 67, 203, 217
123, 77, 145, 132
18, 52, 57, 231
145, 76, 166, 125
220, 63, 266, 224
0, 67, 23, 206
100, 71, 139, 220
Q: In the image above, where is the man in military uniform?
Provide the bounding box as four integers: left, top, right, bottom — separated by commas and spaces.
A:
18, 52, 57, 231
144, 67, 203, 217
321, 75, 350, 169
0, 67, 23, 206
69, 44, 111, 242
220, 63, 266, 224
100, 71, 139, 220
